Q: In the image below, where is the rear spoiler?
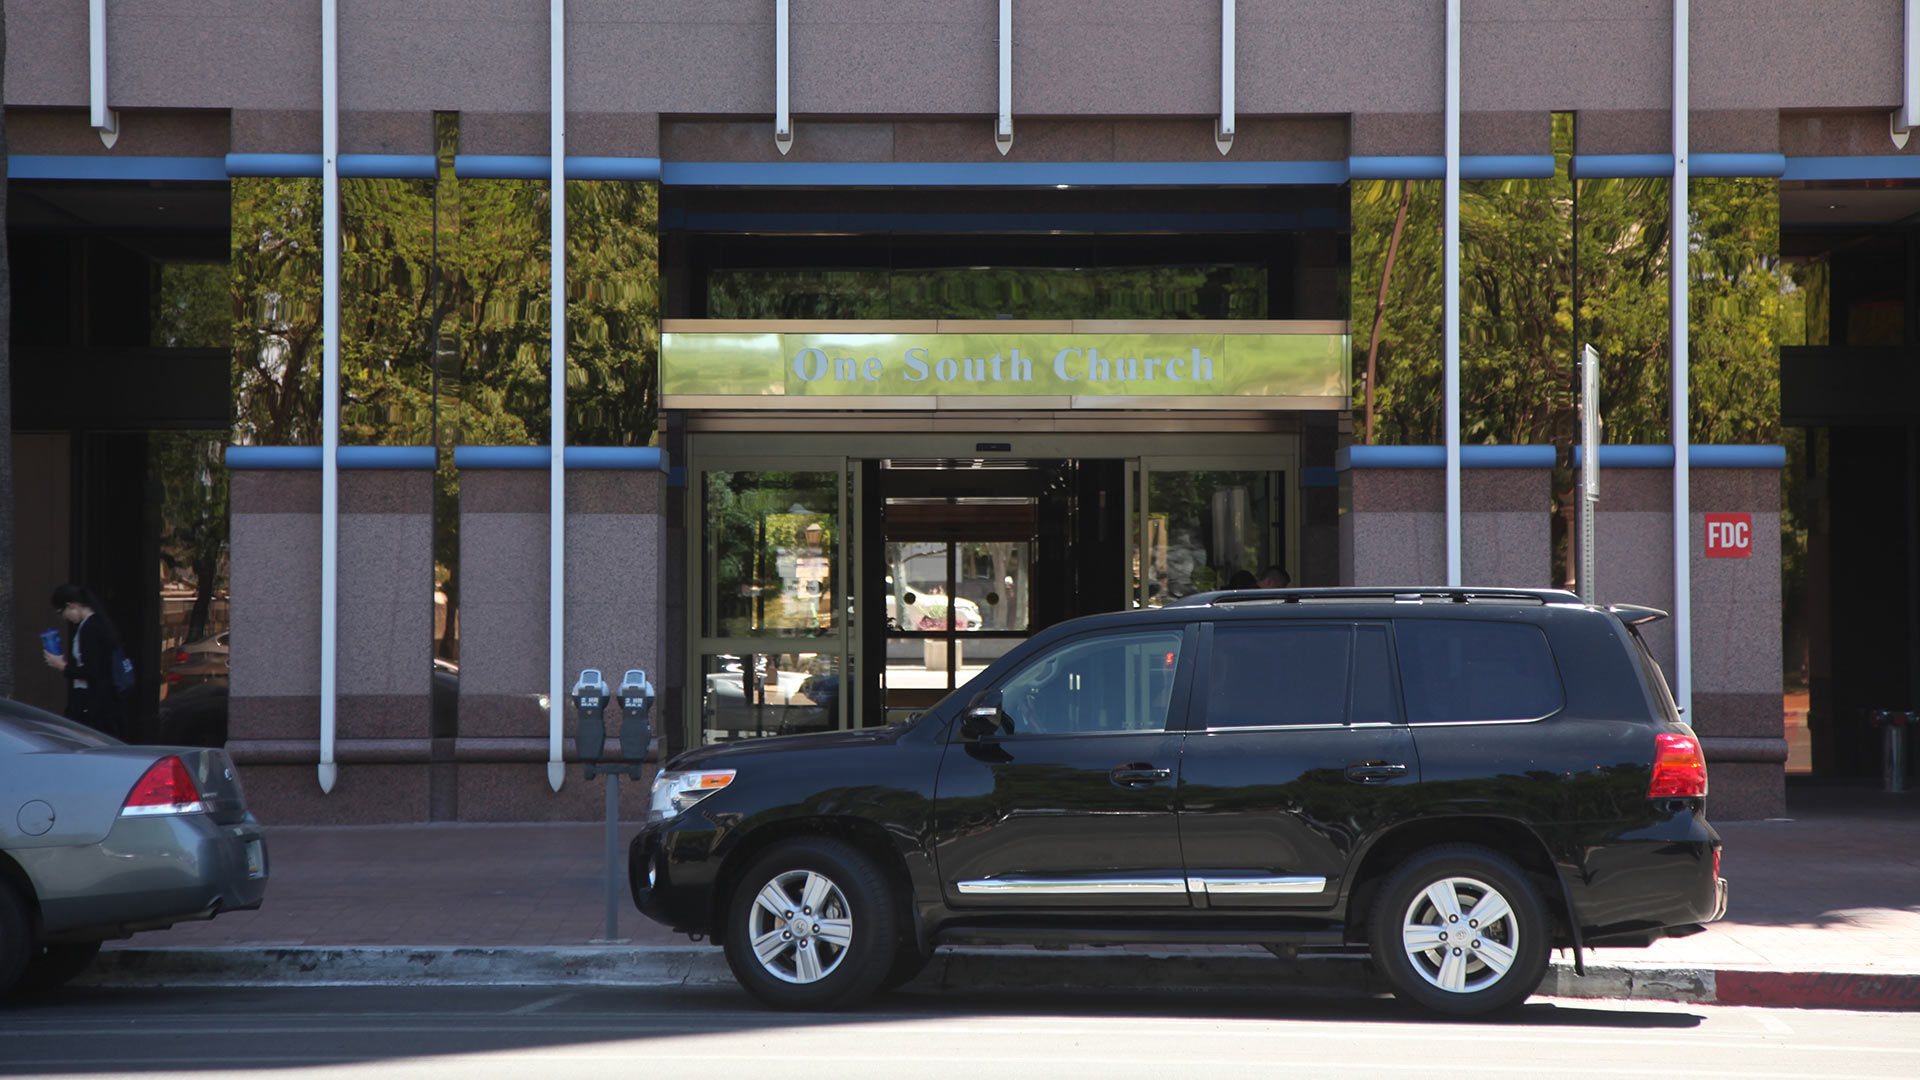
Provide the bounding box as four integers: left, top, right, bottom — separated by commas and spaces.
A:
1608, 604, 1669, 626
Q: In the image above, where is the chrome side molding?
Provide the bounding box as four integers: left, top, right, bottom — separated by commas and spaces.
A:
955, 873, 1326, 898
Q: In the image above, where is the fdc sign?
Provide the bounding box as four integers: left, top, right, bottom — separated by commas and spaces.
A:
1704, 513, 1753, 559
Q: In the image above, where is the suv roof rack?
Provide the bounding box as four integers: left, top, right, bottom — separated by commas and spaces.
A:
1168, 586, 1583, 608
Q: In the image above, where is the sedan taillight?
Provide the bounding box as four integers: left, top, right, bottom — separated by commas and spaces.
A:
1648, 732, 1708, 798
121, 756, 207, 816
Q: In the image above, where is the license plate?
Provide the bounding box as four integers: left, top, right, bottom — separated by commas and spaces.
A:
245, 838, 266, 879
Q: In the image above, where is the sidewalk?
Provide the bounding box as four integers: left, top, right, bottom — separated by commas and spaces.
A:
92, 779, 1920, 1009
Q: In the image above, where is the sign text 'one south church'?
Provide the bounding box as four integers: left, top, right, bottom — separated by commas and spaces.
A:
792, 345, 1217, 386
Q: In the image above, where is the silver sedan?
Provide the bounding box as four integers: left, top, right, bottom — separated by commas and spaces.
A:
1, 699, 268, 997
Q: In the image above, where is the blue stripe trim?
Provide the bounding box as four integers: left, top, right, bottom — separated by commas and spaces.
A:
339, 154, 437, 179
1781, 155, 1920, 181
9, 155, 228, 181
454, 446, 550, 469
1337, 445, 1556, 470
1347, 155, 1557, 180
1302, 466, 1339, 488
452, 155, 663, 181
1694, 153, 1787, 178
338, 446, 436, 470
566, 447, 667, 471
1571, 154, 1674, 179
225, 447, 322, 470
1569, 445, 1787, 468
451, 446, 669, 470
659, 160, 1350, 187
226, 153, 322, 177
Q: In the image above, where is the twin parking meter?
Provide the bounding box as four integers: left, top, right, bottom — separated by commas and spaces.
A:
574, 668, 655, 780
575, 666, 654, 943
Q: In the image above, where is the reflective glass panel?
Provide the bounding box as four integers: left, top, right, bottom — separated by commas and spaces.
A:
1144, 470, 1282, 605
699, 653, 841, 743
702, 471, 837, 638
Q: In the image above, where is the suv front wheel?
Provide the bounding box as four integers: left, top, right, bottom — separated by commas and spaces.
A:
722, 838, 899, 1010
1368, 844, 1550, 1016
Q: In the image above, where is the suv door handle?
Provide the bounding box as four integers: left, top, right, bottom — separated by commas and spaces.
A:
1345, 762, 1409, 783
1110, 763, 1173, 787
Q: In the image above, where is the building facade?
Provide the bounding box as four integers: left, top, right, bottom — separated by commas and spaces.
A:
6, 2, 1913, 821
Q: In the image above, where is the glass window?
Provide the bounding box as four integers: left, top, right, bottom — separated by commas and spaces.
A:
698, 652, 841, 744
701, 471, 837, 638
1206, 624, 1351, 728
1351, 624, 1399, 725
1142, 470, 1283, 605
1394, 620, 1564, 725
998, 630, 1184, 736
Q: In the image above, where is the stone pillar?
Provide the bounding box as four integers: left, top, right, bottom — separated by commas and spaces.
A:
1576, 445, 1786, 820
224, 446, 436, 824
1338, 445, 1554, 586
454, 447, 669, 821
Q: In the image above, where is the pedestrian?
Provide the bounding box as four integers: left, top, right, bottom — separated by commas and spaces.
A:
1258, 565, 1291, 589
1225, 569, 1258, 590
43, 584, 130, 740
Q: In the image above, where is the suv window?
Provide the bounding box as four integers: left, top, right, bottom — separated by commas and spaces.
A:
1206, 624, 1351, 727
998, 629, 1184, 735
1394, 619, 1564, 724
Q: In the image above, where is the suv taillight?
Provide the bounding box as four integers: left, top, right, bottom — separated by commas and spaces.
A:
121, 756, 206, 816
1649, 732, 1707, 798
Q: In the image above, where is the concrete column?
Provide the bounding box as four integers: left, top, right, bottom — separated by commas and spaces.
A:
1576, 445, 1786, 820
1338, 445, 1554, 586
224, 446, 436, 824
454, 447, 668, 821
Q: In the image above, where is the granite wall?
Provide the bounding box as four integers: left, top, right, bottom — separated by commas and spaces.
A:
1338, 445, 1554, 588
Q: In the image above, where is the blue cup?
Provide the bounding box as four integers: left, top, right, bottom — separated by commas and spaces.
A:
40, 628, 62, 656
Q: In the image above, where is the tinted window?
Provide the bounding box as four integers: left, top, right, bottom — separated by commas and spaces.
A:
1351, 624, 1399, 724
1395, 620, 1564, 724
1206, 624, 1351, 727
999, 630, 1183, 735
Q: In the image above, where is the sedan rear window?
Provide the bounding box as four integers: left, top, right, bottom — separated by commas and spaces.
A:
1394, 620, 1564, 725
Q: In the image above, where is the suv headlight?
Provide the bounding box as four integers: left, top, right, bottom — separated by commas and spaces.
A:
648, 769, 735, 823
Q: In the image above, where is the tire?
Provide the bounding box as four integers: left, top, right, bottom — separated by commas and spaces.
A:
722, 838, 899, 1011
18, 941, 102, 993
1368, 844, 1550, 1017
0, 881, 31, 1000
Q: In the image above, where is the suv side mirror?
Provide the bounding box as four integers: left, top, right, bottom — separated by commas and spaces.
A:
962, 690, 1010, 739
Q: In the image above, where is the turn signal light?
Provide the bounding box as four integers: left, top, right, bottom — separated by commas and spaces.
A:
1648, 732, 1708, 798
121, 756, 207, 816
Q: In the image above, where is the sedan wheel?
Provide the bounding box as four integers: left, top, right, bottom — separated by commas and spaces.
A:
1370, 845, 1550, 1016
722, 838, 898, 1010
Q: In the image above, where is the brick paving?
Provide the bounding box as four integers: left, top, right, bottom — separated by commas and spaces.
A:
112, 781, 1920, 978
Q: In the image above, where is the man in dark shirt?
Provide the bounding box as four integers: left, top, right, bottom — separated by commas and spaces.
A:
42, 584, 129, 740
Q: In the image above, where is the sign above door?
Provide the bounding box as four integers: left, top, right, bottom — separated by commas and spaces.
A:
662, 320, 1348, 410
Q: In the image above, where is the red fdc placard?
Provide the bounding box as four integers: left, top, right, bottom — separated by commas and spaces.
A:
1704, 513, 1752, 558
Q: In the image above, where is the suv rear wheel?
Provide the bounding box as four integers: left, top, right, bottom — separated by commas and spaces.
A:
1369, 845, 1550, 1016
722, 838, 898, 1010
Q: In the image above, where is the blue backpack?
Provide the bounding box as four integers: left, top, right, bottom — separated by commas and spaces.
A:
109, 646, 136, 695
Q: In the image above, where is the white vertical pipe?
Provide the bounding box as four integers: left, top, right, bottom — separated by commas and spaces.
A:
996, 0, 1013, 154
88, 0, 111, 131
318, 0, 340, 794
1216, 0, 1236, 155
1906, 0, 1920, 131
774, 0, 792, 154
1443, 0, 1461, 586
1672, 0, 1693, 719
549, 0, 569, 792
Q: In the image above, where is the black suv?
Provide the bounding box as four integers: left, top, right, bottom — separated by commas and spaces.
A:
629, 588, 1727, 1016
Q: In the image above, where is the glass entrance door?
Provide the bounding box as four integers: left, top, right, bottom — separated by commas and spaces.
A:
690, 462, 851, 744
1134, 457, 1295, 608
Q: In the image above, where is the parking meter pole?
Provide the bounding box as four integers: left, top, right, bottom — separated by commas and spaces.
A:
603, 770, 621, 941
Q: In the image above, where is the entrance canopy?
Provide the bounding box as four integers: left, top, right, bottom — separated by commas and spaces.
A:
662, 320, 1350, 411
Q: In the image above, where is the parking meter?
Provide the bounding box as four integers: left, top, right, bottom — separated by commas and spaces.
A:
572, 669, 610, 774
617, 669, 655, 779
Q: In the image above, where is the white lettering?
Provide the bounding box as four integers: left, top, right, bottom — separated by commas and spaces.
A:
1168, 354, 1185, 380
904, 347, 930, 382
1009, 348, 1033, 381
936, 356, 960, 382
1144, 356, 1162, 381
1089, 348, 1110, 381
864, 356, 883, 381
833, 354, 859, 381
964, 355, 987, 381
793, 347, 829, 382
1053, 348, 1081, 381
1191, 348, 1213, 381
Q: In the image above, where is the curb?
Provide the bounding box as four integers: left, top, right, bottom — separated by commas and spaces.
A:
82, 946, 1920, 1010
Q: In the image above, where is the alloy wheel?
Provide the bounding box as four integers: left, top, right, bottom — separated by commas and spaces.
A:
746, 868, 855, 984
1398, 875, 1520, 994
